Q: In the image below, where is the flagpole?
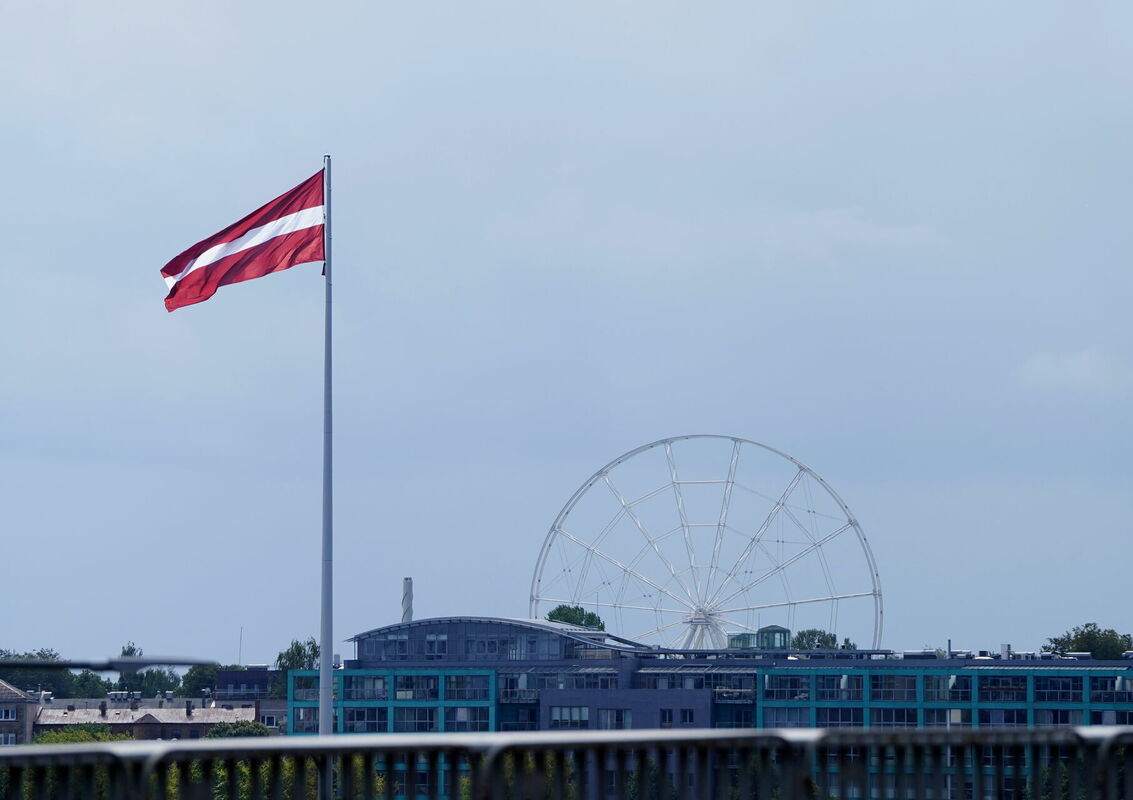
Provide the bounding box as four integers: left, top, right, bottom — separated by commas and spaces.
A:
318, 154, 334, 738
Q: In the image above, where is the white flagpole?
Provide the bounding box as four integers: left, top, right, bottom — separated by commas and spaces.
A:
318, 154, 334, 737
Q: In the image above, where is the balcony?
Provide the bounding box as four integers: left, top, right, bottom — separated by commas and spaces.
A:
713, 687, 755, 703
3, 727, 1132, 800
498, 688, 539, 702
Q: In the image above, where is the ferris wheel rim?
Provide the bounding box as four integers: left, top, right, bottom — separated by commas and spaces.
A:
529, 434, 884, 648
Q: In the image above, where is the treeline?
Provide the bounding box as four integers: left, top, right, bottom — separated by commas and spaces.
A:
0, 644, 187, 699
0, 637, 320, 699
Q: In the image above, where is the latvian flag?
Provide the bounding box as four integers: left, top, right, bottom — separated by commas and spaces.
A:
161, 171, 325, 311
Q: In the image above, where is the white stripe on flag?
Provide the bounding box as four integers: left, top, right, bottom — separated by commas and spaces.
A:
164, 205, 325, 288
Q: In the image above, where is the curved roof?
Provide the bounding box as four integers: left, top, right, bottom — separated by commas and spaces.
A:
349, 616, 649, 651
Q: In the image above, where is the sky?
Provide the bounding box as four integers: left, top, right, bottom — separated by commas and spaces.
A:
2, 2, 1132, 669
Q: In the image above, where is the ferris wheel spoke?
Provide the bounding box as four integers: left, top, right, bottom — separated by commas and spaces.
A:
664, 442, 700, 600
716, 617, 763, 635
551, 527, 694, 611
707, 439, 741, 595
603, 474, 697, 604
538, 597, 683, 614
780, 500, 839, 598
588, 506, 629, 554
631, 616, 689, 643
716, 590, 876, 615
707, 467, 804, 607
713, 522, 853, 609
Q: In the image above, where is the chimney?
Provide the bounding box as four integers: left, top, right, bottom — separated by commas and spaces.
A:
402, 577, 413, 623
185, 700, 193, 717
99, 702, 107, 718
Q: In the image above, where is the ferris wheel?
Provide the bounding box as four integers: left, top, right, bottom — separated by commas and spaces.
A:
530, 435, 883, 649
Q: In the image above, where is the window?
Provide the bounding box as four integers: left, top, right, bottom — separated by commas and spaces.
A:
445, 707, 490, 732
550, 706, 589, 729
924, 675, 971, 702
871, 708, 917, 728
870, 675, 917, 701
817, 674, 863, 701
680, 709, 694, 725
979, 676, 1026, 703
1035, 709, 1081, 727
924, 708, 971, 728
384, 634, 408, 660
566, 672, 618, 690
465, 637, 515, 659
260, 714, 277, 728
1090, 676, 1133, 703
344, 707, 387, 733
535, 673, 565, 690
1091, 710, 1133, 725
0, 733, 15, 746
660, 708, 673, 728
763, 675, 809, 701
446, 674, 489, 700
394, 707, 437, 732
292, 675, 319, 701
425, 634, 448, 660
597, 708, 632, 730
979, 708, 1027, 727
764, 707, 809, 728
395, 675, 438, 700
706, 674, 754, 699
293, 707, 319, 734
1035, 676, 1082, 703
344, 675, 387, 700
716, 707, 753, 728
0, 709, 15, 721
498, 673, 536, 702
816, 707, 863, 728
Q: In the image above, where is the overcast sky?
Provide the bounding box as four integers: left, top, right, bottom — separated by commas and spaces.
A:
2, 2, 1131, 667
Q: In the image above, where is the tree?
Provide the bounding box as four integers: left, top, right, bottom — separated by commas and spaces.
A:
790, 629, 838, 650
0, 648, 75, 697
204, 720, 272, 738
181, 664, 219, 697
139, 667, 181, 696
546, 605, 605, 630
276, 638, 320, 671
34, 723, 129, 744
270, 638, 320, 699
1046, 623, 1133, 660
71, 670, 113, 698
117, 641, 142, 691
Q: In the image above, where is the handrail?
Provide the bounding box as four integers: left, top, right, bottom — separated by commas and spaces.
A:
2, 727, 1132, 799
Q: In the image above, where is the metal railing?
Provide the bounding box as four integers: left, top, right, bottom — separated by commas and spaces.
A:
3, 726, 1133, 800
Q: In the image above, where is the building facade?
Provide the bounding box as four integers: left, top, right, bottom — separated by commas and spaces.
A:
287, 617, 1133, 735
0, 679, 37, 746
36, 699, 257, 740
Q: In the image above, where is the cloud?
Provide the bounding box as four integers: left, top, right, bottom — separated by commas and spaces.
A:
1016, 348, 1133, 395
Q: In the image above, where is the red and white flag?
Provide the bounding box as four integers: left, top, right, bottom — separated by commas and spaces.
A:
161, 170, 325, 311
